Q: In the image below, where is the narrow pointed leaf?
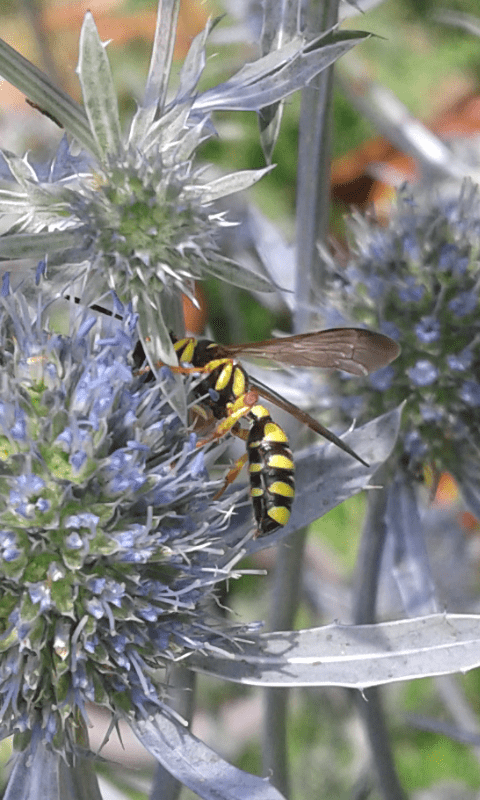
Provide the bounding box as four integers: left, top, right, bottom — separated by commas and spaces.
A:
139, 103, 191, 155
0, 230, 81, 259
385, 472, 438, 617
189, 613, 480, 688
136, 288, 188, 422
144, 0, 179, 112
0, 152, 69, 210
174, 17, 220, 103
194, 29, 370, 112
201, 257, 276, 293
0, 187, 28, 204
77, 13, 122, 159
0, 151, 38, 188
4, 739, 102, 800
132, 713, 287, 800
210, 35, 309, 88
259, 0, 300, 160
259, 103, 284, 164
131, 0, 180, 143
170, 117, 209, 164
186, 166, 274, 203
0, 38, 95, 156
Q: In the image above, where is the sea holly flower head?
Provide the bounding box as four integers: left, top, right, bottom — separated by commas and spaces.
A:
0, 5, 368, 371
0, 11, 275, 372
324, 181, 480, 489
0, 290, 246, 761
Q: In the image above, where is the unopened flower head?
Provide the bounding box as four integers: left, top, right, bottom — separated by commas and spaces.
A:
0, 292, 237, 758
66, 139, 239, 318
325, 182, 480, 477
0, 13, 273, 362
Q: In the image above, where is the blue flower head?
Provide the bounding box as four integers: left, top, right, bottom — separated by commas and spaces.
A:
0, 294, 241, 759
324, 182, 480, 479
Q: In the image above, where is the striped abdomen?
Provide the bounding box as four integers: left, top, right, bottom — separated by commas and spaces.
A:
247, 406, 295, 536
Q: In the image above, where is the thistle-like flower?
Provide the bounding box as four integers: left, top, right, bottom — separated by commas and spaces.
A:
322, 181, 480, 615
0, 289, 255, 788
0, 15, 275, 373
0, 6, 367, 375
328, 184, 480, 483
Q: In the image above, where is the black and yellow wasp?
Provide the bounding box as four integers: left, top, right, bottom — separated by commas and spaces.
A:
138, 328, 400, 537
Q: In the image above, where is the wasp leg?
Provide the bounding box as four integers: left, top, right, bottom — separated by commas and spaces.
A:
211, 424, 249, 500
196, 390, 259, 446
212, 454, 249, 500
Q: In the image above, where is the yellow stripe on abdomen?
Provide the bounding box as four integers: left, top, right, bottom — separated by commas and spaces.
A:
269, 481, 295, 498
263, 422, 288, 443
268, 453, 294, 470
267, 506, 291, 527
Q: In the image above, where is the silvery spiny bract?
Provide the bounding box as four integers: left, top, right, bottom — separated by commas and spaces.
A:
0, 12, 275, 370
0, 9, 364, 372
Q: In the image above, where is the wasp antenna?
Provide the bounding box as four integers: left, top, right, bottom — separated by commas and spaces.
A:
320, 427, 369, 468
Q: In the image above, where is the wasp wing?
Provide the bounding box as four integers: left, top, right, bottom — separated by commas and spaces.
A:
222, 328, 400, 376
250, 380, 369, 467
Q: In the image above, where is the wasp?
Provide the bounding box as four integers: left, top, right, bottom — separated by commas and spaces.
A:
137, 329, 400, 536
